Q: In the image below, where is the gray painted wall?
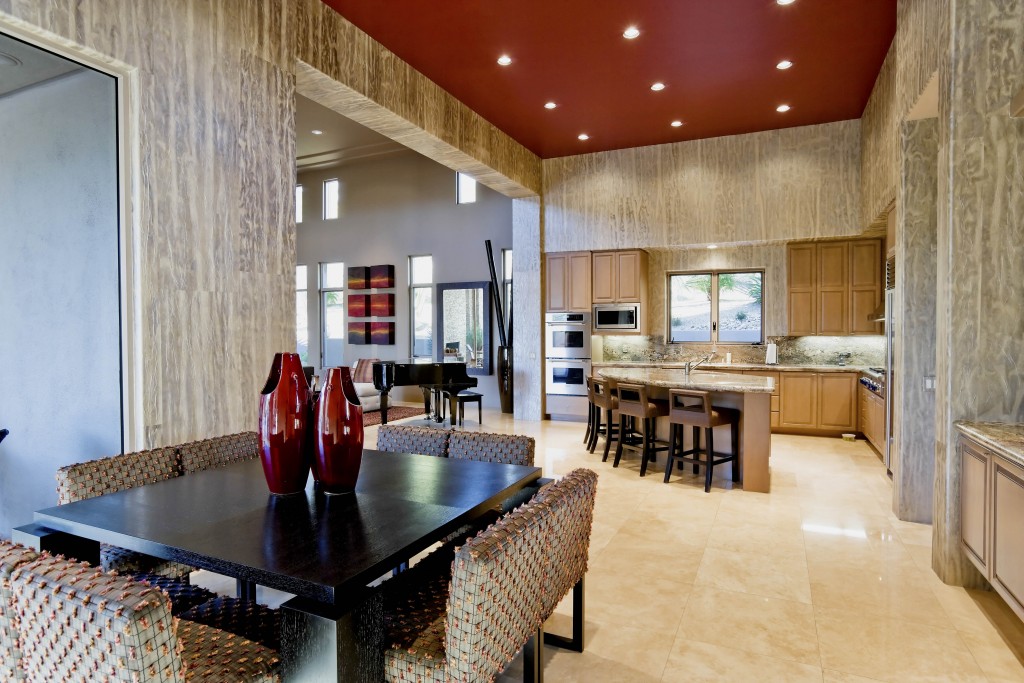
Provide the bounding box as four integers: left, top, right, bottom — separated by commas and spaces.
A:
0, 68, 121, 536
297, 152, 513, 409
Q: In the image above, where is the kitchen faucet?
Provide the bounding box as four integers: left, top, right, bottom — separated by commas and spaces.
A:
685, 352, 714, 376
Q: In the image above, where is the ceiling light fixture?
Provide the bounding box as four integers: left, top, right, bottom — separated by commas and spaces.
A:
623, 26, 640, 39
777, 0, 796, 5
671, 120, 684, 127
311, 129, 324, 135
776, 60, 793, 70
776, 104, 791, 112
578, 133, 590, 141
650, 82, 666, 91
544, 102, 557, 109
497, 55, 512, 66
708, 244, 719, 250
0, 51, 21, 67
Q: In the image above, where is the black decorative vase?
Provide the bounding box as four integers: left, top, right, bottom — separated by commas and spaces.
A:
497, 346, 514, 414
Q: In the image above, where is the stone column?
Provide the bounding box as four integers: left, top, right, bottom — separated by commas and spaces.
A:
512, 196, 544, 421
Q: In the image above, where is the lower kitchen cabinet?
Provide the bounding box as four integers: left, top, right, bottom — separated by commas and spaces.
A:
859, 384, 886, 452
779, 372, 857, 434
779, 373, 818, 429
959, 430, 1024, 622
819, 373, 858, 431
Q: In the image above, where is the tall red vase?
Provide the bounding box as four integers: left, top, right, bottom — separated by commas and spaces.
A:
258, 352, 311, 495
312, 366, 364, 494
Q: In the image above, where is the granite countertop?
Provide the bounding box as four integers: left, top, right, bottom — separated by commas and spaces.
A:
597, 367, 775, 394
956, 421, 1024, 468
592, 361, 869, 373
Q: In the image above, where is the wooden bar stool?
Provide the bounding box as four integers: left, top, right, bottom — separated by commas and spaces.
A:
613, 382, 669, 477
584, 377, 595, 445
665, 389, 740, 492
587, 377, 620, 461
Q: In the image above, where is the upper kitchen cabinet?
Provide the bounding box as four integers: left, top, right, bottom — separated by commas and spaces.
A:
787, 239, 883, 336
592, 250, 647, 303
545, 251, 592, 312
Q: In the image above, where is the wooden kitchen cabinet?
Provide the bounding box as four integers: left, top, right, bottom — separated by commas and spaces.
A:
779, 371, 858, 434
786, 239, 883, 336
859, 384, 886, 452
545, 251, 592, 312
960, 438, 989, 570
992, 458, 1024, 620
591, 249, 647, 303
744, 370, 780, 428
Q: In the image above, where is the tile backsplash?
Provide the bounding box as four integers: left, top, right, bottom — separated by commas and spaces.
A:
597, 335, 885, 367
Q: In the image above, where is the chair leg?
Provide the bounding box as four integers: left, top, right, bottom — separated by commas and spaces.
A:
639, 418, 651, 477
544, 577, 585, 652
584, 402, 593, 444
478, 399, 482, 425
613, 415, 627, 467
524, 626, 545, 683
704, 428, 714, 493
692, 426, 701, 474
587, 406, 601, 453
731, 419, 740, 482
665, 423, 677, 483
602, 409, 615, 462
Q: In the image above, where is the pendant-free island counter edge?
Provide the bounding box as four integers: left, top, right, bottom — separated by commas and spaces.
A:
597, 367, 774, 493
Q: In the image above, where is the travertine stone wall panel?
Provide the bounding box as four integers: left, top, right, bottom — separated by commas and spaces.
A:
934, 0, 1024, 587
512, 197, 543, 421
0, 0, 296, 447
543, 120, 861, 252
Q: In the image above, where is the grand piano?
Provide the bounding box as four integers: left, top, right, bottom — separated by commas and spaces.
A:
372, 361, 477, 425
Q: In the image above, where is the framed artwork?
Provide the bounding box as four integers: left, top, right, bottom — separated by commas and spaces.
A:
370, 264, 395, 289
347, 322, 370, 345
347, 294, 369, 318
347, 266, 370, 290
370, 293, 395, 317
370, 321, 396, 345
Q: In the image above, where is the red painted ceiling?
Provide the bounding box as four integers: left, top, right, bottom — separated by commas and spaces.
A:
321, 1, 896, 159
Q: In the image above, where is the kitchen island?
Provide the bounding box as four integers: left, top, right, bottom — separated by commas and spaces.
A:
598, 367, 774, 493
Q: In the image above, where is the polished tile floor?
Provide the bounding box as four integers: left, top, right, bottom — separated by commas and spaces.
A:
198, 408, 1024, 682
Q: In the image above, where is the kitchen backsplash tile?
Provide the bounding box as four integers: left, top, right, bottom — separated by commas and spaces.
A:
599, 335, 885, 367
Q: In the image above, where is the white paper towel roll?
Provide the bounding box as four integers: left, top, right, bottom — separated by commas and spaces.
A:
765, 342, 778, 365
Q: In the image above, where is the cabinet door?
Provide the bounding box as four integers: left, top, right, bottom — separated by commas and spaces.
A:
779, 373, 818, 428
567, 252, 592, 312
818, 373, 857, 430
616, 251, 643, 302
992, 460, 1024, 619
546, 254, 567, 311
787, 244, 816, 335
591, 252, 616, 303
850, 240, 882, 335
817, 242, 849, 335
872, 394, 886, 447
960, 440, 989, 571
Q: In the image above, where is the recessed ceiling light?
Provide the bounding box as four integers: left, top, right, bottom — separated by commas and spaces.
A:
0, 51, 21, 67
650, 82, 666, 91
671, 120, 684, 127
708, 244, 719, 250
777, 0, 795, 5
776, 104, 791, 112
544, 102, 557, 109
497, 55, 512, 66
311, 129, 324, 135
578, 133, 590, 141
623, 26, 640, 39
776, 60, 793, 70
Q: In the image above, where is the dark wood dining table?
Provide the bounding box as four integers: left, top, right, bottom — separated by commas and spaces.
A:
14, 450, 542, 682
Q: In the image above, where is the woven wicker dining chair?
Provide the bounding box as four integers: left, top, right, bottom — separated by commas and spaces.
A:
0, 540, 39, 682
55, 447, 193, 579
376, 424, 451, 457
447, 430, 536, 467
10, 552, 280, 682
178, 431, 259, 474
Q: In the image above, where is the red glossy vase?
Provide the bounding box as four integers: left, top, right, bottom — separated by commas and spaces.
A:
312, 367, 364, 494
258, 352, 311, 495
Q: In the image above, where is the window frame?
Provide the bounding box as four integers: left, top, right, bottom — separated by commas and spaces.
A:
296, 265, 309, 364
409, 254, 434, 360
319, 261, 345, 368
501, 248, 513, 329
666, 268, 765, 345
456, 172, 477, 205
323, 178, 340, 220
295, 184, 303, 224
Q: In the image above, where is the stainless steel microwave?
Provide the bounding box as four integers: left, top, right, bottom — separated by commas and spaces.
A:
593, 304, 640, 331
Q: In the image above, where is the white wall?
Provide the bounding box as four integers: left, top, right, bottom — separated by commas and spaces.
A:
0, 68, 121, 535
297, 152, 513, 409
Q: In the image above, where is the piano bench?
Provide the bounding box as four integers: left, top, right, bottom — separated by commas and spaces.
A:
445, 390, 483, 427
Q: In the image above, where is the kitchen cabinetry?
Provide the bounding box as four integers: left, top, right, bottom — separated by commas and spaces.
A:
959, 431, 1024, 622
787, 239, 883, 336
859, 383, 886, 452
592, 249, 647, 303
743, 370, 780, 428
779, 371, 858, 433
545, 251, 592, 312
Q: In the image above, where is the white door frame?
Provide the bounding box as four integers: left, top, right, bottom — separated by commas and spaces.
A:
0, 13, 143, 450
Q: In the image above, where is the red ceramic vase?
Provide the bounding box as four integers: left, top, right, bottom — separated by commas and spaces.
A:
312, 366, 364, 494
258, 352, 312, 495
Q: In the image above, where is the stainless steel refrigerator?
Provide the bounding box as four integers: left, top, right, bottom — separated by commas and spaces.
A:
884, 286, 896, 473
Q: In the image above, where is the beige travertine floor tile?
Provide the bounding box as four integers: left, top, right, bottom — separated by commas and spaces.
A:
706, 518, 807, 558
572, 622, 677, 678
582, 569, 692, 629
694, 546, 812, 603
815, 607, 987, 682
590, 532, 706, 583
822, 670, 886, 682
661, 640, 823, 682
958, 628, 1024, 682
677, 588, 821, 666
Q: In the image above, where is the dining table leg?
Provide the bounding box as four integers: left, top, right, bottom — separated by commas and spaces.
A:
280, 592, 384, 683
